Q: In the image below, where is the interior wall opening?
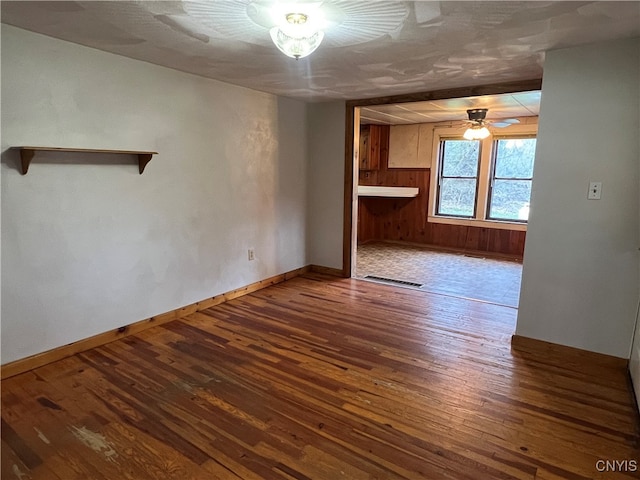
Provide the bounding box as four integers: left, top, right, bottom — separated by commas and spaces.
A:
345, 84, 542, 307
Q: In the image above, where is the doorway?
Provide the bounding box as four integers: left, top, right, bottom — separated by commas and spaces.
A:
344, 81, 542, 306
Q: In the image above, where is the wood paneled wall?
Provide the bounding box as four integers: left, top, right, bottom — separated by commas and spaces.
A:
357, 125, 526, 257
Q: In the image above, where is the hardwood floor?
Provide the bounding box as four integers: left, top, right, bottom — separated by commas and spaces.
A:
2, 273, 638, 479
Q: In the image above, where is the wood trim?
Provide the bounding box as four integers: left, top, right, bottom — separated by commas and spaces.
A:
345, 79, 543, 109
0, 265, 311, 379
627, 371, 640, 415
342, 79, 543, 276
343, 102, 356, 277
310, 264, 345, 277
511, 334, 629, 370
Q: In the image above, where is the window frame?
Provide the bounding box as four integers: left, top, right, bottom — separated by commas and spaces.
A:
486, 135, 537, 223
435, 138, 482, 219
428, 120, 538, 231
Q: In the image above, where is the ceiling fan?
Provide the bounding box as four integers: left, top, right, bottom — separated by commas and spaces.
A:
462, 108, 519, 140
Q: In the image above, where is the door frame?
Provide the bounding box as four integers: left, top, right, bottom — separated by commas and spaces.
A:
341, 79, 543, 277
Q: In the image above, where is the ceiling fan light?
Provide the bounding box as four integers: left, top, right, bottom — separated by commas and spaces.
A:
463, 125, 490, 140
270, 26, 324, 59
476, 126, 490, 139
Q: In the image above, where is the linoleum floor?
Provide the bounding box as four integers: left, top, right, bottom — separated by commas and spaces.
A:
356, 241, 523, 308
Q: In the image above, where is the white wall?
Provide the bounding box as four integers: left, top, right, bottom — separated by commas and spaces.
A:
1, 25, 308, 364
307, 101, 345, 270
516, 38, 640, 358
0, 24, 3, 351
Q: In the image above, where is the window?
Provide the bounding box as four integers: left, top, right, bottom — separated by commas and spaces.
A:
488, 138, 536, 222
428, 121, 537, 230
436, 140, 481, 218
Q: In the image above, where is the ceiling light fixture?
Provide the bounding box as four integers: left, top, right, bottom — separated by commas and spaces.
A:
463, 108, 491, 140
269, 11, 324, 59
463, 124, 491, 140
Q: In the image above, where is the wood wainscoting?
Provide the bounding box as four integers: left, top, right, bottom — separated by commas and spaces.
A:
357, 126, 526, 257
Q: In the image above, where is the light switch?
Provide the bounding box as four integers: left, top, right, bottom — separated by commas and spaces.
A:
588, 181, 602, 200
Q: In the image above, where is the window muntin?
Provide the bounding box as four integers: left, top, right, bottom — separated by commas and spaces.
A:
436, 140, 481, 218
428, 122, 538, 231
488, 138, 536, 222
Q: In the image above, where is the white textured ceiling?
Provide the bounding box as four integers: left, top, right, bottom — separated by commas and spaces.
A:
2, 1, 639, 104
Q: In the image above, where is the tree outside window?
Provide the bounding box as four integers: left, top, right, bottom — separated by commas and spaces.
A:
488, 138, 536, 222
436, 140, 481, 218
432, 133, 536, 227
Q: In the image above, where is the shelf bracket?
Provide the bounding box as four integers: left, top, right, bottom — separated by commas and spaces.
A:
138, 153, 153, 174
20, 148, 35, 175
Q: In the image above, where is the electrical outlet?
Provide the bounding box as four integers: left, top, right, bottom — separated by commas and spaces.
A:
588, 181, 602, 200
248, 249, 255, 261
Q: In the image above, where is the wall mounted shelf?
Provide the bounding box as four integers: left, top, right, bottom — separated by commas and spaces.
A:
357, 185, 419, 197
13, 147, 158, 175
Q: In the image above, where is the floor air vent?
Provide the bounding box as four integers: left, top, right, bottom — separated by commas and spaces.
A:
364, 276, 423, 288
